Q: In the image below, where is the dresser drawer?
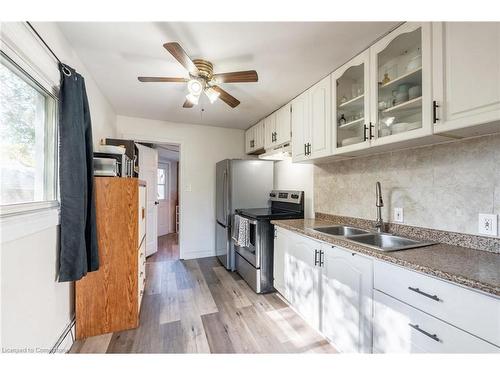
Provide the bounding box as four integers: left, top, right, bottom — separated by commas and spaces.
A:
374, 260, 500, 346
373, 290, 499, 353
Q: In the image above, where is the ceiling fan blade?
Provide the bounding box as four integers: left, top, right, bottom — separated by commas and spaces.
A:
211, 86, 240, 108
213, 70, 258, 83
183, 99, 194, 108
138, 77, 188, 83
163, 42, 199, 76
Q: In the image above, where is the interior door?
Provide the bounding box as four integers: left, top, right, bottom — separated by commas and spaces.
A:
321, 246, 373, 353
137, 143, 158, 257
157, 162, 170, 236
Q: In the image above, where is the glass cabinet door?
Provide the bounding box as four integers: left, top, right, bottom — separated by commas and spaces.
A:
372, 23, 430, 140
333, 50, 370, 151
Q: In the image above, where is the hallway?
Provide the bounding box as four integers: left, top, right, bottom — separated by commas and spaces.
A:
70, 233, 336, 353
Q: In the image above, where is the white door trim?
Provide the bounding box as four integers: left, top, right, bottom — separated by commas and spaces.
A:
121, 133, 184, 259
157, 161, 171, 237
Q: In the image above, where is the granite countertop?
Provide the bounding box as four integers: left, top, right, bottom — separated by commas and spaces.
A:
271, 218, 500, 297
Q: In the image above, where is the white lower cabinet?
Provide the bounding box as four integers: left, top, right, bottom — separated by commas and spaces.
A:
285, 230, 321, 330
273, 229, 373, 351
321, 246, 373, 353
373, 290, 499, 353
273, 227, 287, 296
273, 228, 500, 353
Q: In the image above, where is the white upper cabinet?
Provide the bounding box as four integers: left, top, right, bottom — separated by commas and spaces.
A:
254, 120, 264, 150
321, 245, 373, 353
291, 76, 331, 161
369, 22, 433, 148
244, 120, 265, 155
275, 103, 292, 145
291, 91, 310, 162
264, 104, 291, 150
332, 50, 371, 154
432, 22, 500, 136
309, 76, 332, 158
245, 126, 254, 154
263, 112, 277, 149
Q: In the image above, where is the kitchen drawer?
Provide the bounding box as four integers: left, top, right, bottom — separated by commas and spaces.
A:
373, 290, 499, 353
374, 260, 500, 346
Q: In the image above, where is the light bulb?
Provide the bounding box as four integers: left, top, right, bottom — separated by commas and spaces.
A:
186, 92, 200, 105
187, 79, 204, 96
205, 87, 220, 104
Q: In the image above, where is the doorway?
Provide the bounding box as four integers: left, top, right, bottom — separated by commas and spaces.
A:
154, 143, 180, 260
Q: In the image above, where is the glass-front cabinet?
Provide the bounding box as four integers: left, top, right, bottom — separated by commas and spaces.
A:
332, 50, 371, 154
369, 22, 432, 146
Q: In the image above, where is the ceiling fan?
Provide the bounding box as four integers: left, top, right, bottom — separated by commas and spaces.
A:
138, 42, 258, 109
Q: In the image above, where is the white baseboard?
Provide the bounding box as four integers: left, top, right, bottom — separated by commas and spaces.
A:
181, 249, 215, 260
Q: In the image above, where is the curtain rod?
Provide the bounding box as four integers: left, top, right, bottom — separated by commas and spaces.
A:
26, 21, 71, 76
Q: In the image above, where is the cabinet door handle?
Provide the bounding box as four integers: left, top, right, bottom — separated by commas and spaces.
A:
369, 122, 374, 139
307, 143, 311, 155
319, 250, 324, 267
314, 250, 319, 266
304, 143, 307, 155
433, 101, 440, 124
408, 286, 441, 302
408, 323, 440, 342
363, 124, 368, 141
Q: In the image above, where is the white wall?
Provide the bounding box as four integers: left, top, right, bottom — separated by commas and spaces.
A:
1, 22, 117, 351
274, 159, 314, 219
117, 115, 245, 259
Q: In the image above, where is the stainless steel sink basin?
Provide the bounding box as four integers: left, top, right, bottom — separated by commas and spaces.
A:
313, 225, 370, 237
347, 232, 435, 252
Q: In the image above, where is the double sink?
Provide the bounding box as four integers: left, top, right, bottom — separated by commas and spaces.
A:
311, 225, 435, 252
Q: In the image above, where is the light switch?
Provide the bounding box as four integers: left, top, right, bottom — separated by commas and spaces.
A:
478, 214, 498, 236
185, 184, 192, 192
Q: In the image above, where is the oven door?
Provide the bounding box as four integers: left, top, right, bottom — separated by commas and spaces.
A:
234, 217, 260, 268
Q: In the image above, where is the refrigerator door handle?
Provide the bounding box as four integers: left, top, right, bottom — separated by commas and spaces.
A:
222, 170, 228, 225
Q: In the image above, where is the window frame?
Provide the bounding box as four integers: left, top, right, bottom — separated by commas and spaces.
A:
0, 49, 59, 217
157, 166, 167, 202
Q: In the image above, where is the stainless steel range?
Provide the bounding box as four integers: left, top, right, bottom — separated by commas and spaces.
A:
233, 190, 304, 293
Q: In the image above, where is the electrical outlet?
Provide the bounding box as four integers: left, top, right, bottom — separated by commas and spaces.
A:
394, 207, 404, 223
478, 214, 498, 236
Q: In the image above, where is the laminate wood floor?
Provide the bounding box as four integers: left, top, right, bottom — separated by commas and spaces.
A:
70, 233, 336, 354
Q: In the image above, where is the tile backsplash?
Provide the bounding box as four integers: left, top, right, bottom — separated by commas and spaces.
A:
314, 133, 500, 236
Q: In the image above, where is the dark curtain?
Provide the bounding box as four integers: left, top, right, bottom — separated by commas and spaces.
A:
58, 63, 99, 282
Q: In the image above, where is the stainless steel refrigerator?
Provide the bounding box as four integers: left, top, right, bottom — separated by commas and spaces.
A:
216, 159, 274, 271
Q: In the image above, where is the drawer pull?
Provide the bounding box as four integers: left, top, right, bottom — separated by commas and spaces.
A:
408, 286, 440, 302
409, 323, 440, 342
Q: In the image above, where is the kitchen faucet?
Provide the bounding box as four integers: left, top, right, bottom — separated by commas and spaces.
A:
375, 181, 384, 232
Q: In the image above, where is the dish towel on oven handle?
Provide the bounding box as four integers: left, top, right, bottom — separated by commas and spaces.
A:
232, 214, 250, 247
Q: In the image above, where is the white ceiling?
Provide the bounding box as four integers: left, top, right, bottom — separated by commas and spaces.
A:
58, 22, 399, 129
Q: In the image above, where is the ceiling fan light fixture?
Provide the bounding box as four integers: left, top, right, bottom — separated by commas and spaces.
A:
187, 78, 204, 96
205, 87, 221, 104
185, 92, 200, 105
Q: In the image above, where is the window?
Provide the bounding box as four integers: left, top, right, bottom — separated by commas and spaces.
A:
157, 168, 166, 200
0, 52, 57, 214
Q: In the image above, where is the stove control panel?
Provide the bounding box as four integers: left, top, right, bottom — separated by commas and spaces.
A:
269, 190, 303, 204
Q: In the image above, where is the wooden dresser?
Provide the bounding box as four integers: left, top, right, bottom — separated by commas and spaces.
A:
75, 177, 146, 339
